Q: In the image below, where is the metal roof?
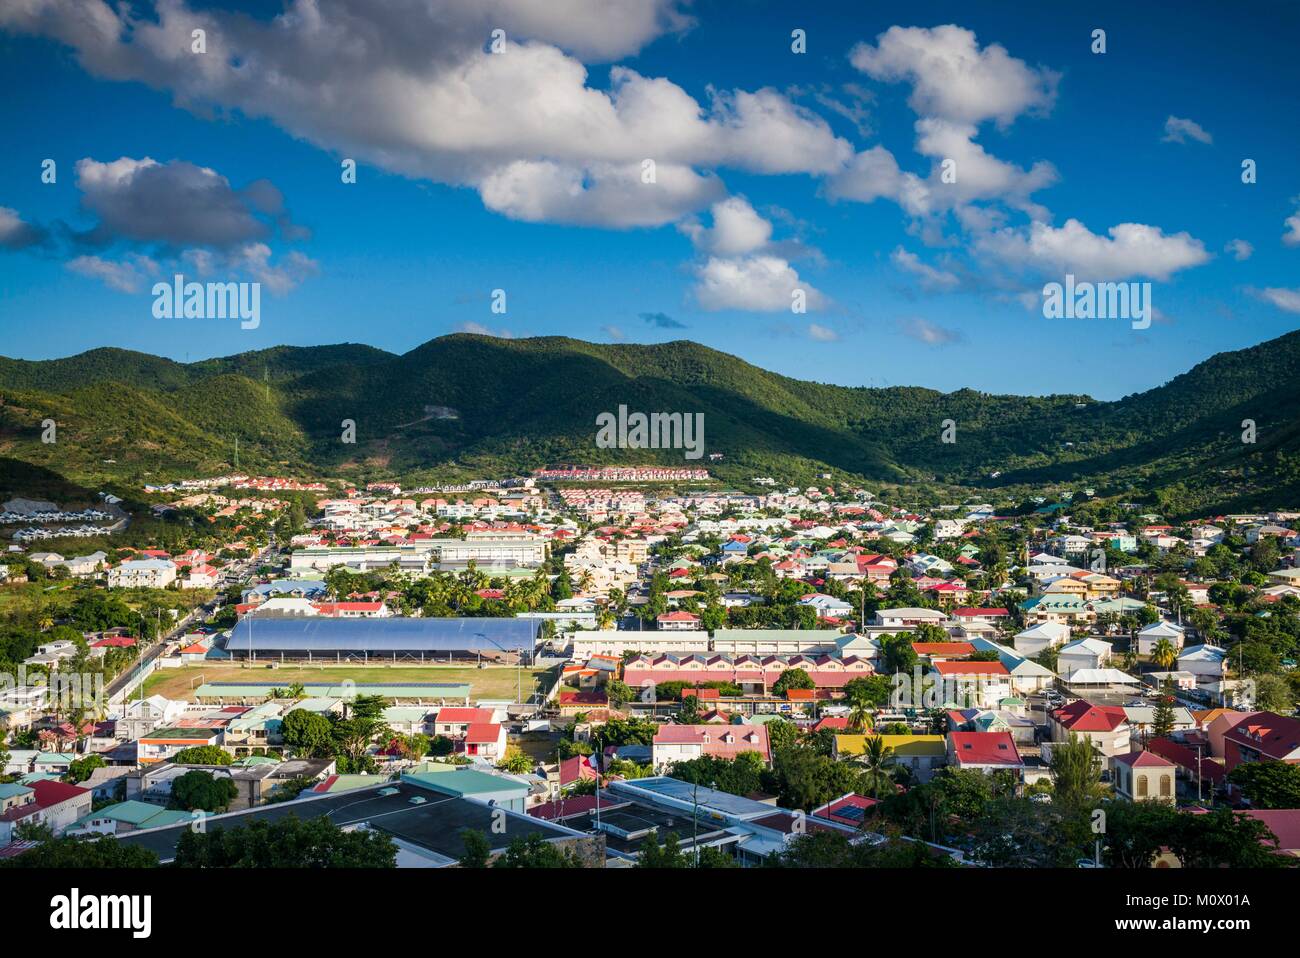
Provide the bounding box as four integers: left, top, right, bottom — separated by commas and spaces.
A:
223, 616, 541, 653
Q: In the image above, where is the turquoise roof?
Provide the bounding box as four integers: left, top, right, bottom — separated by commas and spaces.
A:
403, 768, 529, 797
76, 800, 181, 827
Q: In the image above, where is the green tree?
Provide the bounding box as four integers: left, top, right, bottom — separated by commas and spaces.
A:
1047, 733, 1104, 811
1228, 760, 1300, 810
771, 668, 815, 696
0, 835, 159, 869
492, 832, 580, 868
170, 770, 240, 813
459, 828, 491, 868
171, 745, 233, 766
1253, 674, 1294, 714
854, 735, 897, 800
174, 814, 398, 867
1150, 678, 1177, 739
605, 679, 633, 710
497, 749, 534, 774
281, 709, 336, 758
66, 754, 106, 784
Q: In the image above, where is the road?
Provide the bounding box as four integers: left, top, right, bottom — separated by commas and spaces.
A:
105, 541, 279, 708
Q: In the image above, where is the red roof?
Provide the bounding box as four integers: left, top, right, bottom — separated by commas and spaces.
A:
1145, 737, 1225, 783
952, 607, 1009, 617
1243, 809, 1300, 853
912, 642, 976, 656
436, 707, 496, 725
1224, 711, 1300, 761
813, 716, 852, 731
558, 690, 608, 706
933, 661, 1009, 676
0, 779, 88, 822
1053, 700, 1127, 732
653, 724, 770, 762
813, 793, 879, 826
657, 611, 700, 622
559, 755, 598, 786
1112, 750, 1174, 768
464, 722, 503, 745
949, 731, 1022, 767
90, 636, 136, 648
528, 794, 603, 820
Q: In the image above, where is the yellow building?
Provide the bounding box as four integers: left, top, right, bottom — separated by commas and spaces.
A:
834, 734, 947, 782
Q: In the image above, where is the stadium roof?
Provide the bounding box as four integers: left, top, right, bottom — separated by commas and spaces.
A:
223, 616, 541, 653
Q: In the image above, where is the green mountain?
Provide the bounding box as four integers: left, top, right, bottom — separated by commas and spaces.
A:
2, 331, 1298, 517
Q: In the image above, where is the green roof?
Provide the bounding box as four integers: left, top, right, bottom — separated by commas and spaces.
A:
402, 768, 529, 798
0, 783, 32, 800
194, 682, 471, 700
74, 800, 190, 828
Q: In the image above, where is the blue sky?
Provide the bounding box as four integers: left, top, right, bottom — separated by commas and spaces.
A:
0, 0, 1297, 399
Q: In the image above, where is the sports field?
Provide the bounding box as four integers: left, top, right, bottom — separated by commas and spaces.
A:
142, 664, 553, 701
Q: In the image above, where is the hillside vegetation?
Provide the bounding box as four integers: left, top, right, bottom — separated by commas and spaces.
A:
3, 331, 1299, 516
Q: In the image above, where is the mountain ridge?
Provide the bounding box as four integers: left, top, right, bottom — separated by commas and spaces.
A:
2, 329, 1298, 516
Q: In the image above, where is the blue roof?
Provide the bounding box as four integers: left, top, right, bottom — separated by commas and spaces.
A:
224, 616, 541, 653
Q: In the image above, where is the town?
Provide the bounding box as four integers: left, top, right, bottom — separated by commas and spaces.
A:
2, 471, 1298, 870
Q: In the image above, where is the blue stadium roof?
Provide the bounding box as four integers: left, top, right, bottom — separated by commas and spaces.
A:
224, 616, 541, 653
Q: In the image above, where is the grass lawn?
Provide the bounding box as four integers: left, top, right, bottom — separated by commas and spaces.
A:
142, 663, 556, 701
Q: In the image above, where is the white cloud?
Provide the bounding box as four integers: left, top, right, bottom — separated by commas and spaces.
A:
850, 25, 1058, 128
1252, 287, 1300, 313
680, 196, 773, 256
891, 247, 959, 289
457, 321, 515, 338
1284, 206, 1300, 247
0, 205, 45, 249
834, 26, 1057, 224
1162, 116, 1213, 145
898, 317, 962, 345
1225, 238, 1253, 261
74, 156, 293, 248
0, 1, 851, 230
601, 324, 625, 341
65, 253, 158, 292
824, 145, 932, 216
479, 160, 722, 228
976, 218, 1210, 282
232, 243, 320, 294
807, 322, 839, 341
693, 254, 826, 312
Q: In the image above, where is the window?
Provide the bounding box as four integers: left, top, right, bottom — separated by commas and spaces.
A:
1160, 775, 1172, 797
1136, 774, 1148, 798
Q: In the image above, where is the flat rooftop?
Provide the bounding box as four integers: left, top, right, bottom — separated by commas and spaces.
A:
117, 779, 580, 863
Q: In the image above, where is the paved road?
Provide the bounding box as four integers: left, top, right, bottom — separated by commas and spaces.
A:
105, 544, 278, 706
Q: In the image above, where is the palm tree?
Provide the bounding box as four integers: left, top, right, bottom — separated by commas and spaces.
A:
1151, 637, 1177, 670
855, 735, 896, 800
848, 698, 875, 733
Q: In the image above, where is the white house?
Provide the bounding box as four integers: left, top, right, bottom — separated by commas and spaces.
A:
1012, 621, 1070, 657
107, 558, 177, 589
1137, 620, 1185, 657
1178, 644, 1228, 680
1057, 638, 1113, 678
798, 594, 854, 618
